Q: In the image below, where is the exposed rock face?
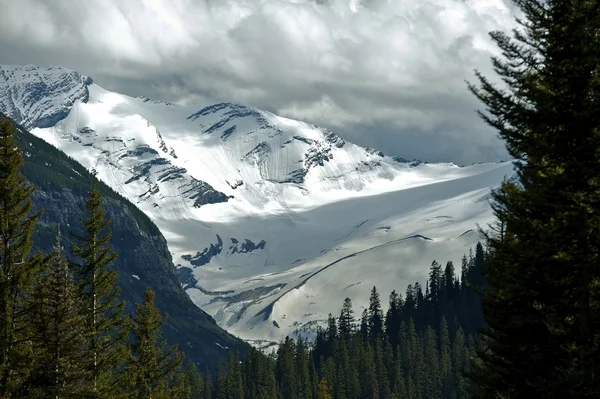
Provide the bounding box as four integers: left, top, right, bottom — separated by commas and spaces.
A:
13, 119, 246, 371
229, 238, 266, 254
182, 235, 225, 267
188, 102, 275, 140
0, 65, 92, 129
182, 236, 267, 268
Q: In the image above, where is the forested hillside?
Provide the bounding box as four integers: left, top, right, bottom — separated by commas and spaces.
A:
4, 114, 247, 372
185, 244, 488, 399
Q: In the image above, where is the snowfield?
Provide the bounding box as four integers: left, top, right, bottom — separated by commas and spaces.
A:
1, 65, 514, 346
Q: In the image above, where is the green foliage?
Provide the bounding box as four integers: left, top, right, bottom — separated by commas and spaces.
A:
0, 117, 44, 396
28, 231, 90, 398
466, 0, 600, 396
185, 363, 204, 399
70, 180, 129, 397
368, 286, 384, 341
9, 116, 247, 371
201, 248, 486, 399
125, 288, 188, 399
0, 116, 236, 398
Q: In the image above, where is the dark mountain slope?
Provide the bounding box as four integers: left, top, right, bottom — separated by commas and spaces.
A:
7, 115, 247, 370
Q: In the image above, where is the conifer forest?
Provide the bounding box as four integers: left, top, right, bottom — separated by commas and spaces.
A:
1, 0, 600, 397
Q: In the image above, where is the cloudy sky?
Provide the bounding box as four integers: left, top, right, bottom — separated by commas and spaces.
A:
0, 0, 520, 164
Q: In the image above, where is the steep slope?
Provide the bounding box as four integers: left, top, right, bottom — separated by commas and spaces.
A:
0, 65, 514, 347
7, 114, 247, 369
0, 65, 92, 129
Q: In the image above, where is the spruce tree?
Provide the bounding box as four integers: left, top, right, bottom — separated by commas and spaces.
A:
226, 350, 244, 399
70, 179, 128, 397
276, 337, 298, 399
295, 340, 312, 399
203, 369, 213, 399
368, 286, 384, 340
443, 261, 456, 302
28, 231, 89, 398
467, 0, 600, 396
428, 261, 443, 302
0, 117, 44, 396
184, 363, 203, 399
338, 297, 355, 339
214, 364, 227, 399
384, 290, 402, 349
125, 288, 187, 399
316, 378, 332, 399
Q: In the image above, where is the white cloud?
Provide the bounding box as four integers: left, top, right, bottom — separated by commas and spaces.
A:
0, 0, 521, 163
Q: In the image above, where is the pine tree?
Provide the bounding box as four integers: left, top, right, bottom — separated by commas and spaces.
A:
70, 179, 128, 397
0, 117, 44, 396
125, 288, 187, 399
28, 231, 89, 398
467, 0, 600, 396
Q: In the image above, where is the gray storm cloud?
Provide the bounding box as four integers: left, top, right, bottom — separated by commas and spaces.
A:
0, 0, 520, 164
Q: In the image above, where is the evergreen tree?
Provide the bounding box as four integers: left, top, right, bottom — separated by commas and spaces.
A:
443, 261, 455, 302
451, 327, 467, 398
338, 297, 355, 339
226, 350, 244, 399
438, 317, 452, 398
203, 369, 213, 399
384, 290, 402, 349
360, 309, 369, 342
368, 286, 384, 340
467, 0, 600, 396
295, 340, 312, 399
374, 338, 391, 399
428, 261, 443, 302
275, 337, 297, 399
70, 179, 128, 397
460, 255, 469, 289
316, 378, 332, 399
28, 231, 89, 398
0, 117, 44, 396
125, 288, 187, 399
214, 364, 227, 399
391, 351, 406, 399
185, 363, 203, 399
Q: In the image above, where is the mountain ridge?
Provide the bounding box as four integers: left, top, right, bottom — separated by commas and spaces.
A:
4, 112, 247, 369
0, 64, 514, 347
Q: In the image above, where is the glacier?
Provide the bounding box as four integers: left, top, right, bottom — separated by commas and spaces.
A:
0, 64, 514, 348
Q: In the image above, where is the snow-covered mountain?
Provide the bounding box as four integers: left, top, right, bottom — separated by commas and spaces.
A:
0, 64, 514, 347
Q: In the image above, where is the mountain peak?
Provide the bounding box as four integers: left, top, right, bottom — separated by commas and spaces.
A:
0, 64, 92, 129
0, 63, 514, 345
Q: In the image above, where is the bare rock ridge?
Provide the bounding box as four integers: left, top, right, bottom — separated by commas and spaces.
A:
0, 65, 93, 129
